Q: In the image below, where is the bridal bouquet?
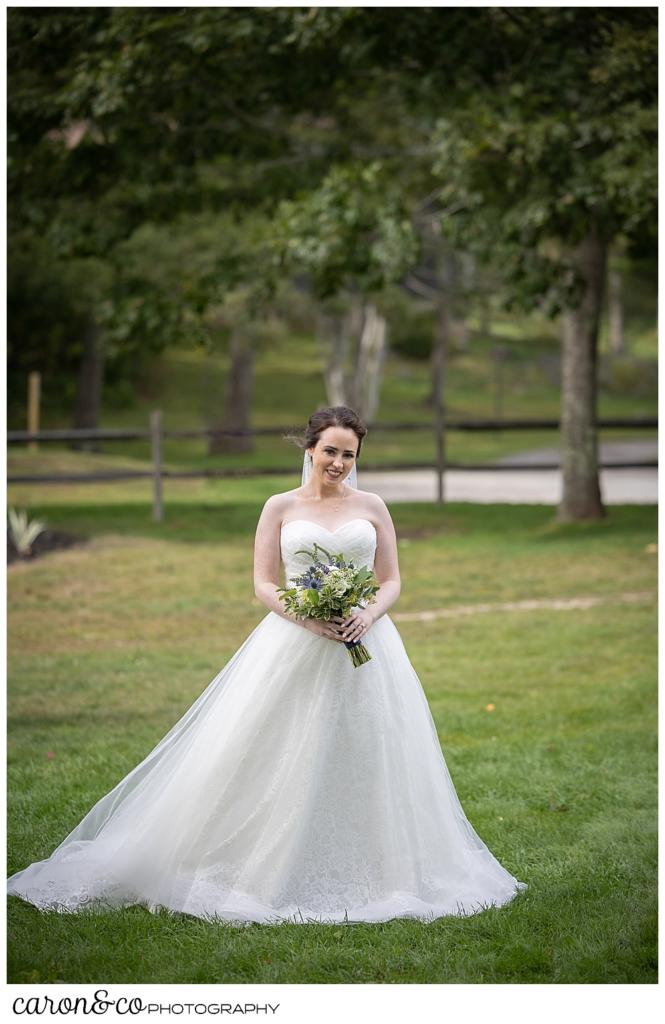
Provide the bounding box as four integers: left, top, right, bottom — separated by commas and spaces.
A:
277, 542, 380, 668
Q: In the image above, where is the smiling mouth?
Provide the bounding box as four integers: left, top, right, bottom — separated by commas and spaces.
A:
326, 469, 342, 477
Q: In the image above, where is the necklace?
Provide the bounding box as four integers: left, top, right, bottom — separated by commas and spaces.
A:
304, 479, 349, 512
328, 486, 349, 513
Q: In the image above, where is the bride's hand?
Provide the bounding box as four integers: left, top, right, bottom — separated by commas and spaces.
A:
335, 610, 374, 644
301, 617, 349, 643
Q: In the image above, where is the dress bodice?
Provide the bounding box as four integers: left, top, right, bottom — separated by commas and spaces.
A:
280, 518, 377, 583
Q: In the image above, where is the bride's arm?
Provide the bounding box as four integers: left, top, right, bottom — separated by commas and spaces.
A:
253, 494, 300, 622
252, 495, 345, 642
364, 495, 401, 624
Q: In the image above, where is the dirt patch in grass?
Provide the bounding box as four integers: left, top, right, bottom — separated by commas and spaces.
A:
7, 529, 88, 566
396, 525, 451, 541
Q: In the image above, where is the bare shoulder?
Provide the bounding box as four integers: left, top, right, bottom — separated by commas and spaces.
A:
259, 487, 303, 523
356, 489, 394, 529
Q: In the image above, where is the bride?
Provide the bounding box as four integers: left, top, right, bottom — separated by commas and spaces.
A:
7, 405, 525, 925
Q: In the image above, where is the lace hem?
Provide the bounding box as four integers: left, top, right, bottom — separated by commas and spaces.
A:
8, 874, 527, 926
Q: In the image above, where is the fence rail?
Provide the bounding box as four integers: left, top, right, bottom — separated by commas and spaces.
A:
7, 415, 658, 518
6, 416, 658, 444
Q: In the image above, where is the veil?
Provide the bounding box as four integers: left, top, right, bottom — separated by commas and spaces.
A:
301, 451, 358, 489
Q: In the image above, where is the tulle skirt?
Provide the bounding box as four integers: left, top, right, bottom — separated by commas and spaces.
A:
7, 611, 525, 925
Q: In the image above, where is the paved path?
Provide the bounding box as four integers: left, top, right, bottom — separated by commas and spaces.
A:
360, 440, 658, 504
494, 439, 658, 466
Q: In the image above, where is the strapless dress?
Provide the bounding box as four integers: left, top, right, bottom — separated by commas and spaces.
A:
7, 517, 525, 924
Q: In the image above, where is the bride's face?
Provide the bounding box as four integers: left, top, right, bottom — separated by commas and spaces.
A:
308, 426, 359, 485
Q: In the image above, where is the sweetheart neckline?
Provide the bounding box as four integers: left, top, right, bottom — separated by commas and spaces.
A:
280, 517, 376, 536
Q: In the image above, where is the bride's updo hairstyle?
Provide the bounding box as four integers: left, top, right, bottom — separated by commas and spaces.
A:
286, 406, 367, 460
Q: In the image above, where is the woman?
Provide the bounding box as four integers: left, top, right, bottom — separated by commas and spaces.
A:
7, 405, 525, 925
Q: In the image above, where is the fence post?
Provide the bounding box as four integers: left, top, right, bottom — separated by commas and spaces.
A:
434, 395, 445, 505
433, 285, 450, 505
492, 345, 505, 434
150, 409, 163, 522
28, 372, 41, 451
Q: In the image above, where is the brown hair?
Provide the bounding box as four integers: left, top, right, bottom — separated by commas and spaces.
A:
285, 406, 367, 459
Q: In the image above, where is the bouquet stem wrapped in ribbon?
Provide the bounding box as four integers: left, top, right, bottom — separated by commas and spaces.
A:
277, 542, 380, 668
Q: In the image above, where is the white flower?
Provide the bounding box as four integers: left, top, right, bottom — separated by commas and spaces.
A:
323, 570, 349, 598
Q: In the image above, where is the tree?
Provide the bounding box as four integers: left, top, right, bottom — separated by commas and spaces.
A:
8, 5, 655, 499
7, 7, 326, 429
8, 7, 398, 432
429, 8, 656, 520
274, 161, 418, 424
7, 9, 189, 429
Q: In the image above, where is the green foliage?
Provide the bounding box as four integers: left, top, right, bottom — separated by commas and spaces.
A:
8, 8, 323, 409
7, 232, 93, 410
430, 8, 657, 314
382, 289, 436, 361
275, 162, 419, 299
7, 225, 185, 414
6, 6, 657, 427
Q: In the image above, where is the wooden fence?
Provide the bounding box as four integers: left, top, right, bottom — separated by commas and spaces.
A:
7, 414, 658, 520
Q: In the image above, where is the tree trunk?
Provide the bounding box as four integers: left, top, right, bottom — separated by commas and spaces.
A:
608, 265, 625, 355
317, 293, 387, 423
479, 296, 492, 341
432, 283, 451, 505
353, 302, 387, 422
317, 304, 353, 407
71, 318, 104, 451
446, 250, 469, 352
557, 227, 607, 522
453, 252, 474, 351
453, 317, 470, 351
208, 332, 255, 455
426, 246, 455, 408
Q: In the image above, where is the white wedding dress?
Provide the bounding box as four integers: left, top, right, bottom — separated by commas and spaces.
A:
7, 518, 525, 925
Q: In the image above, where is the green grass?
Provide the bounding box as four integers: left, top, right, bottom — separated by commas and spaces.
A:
6, 490, 657, 983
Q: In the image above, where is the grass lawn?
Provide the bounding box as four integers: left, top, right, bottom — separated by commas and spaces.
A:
6, 487, 657, 984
